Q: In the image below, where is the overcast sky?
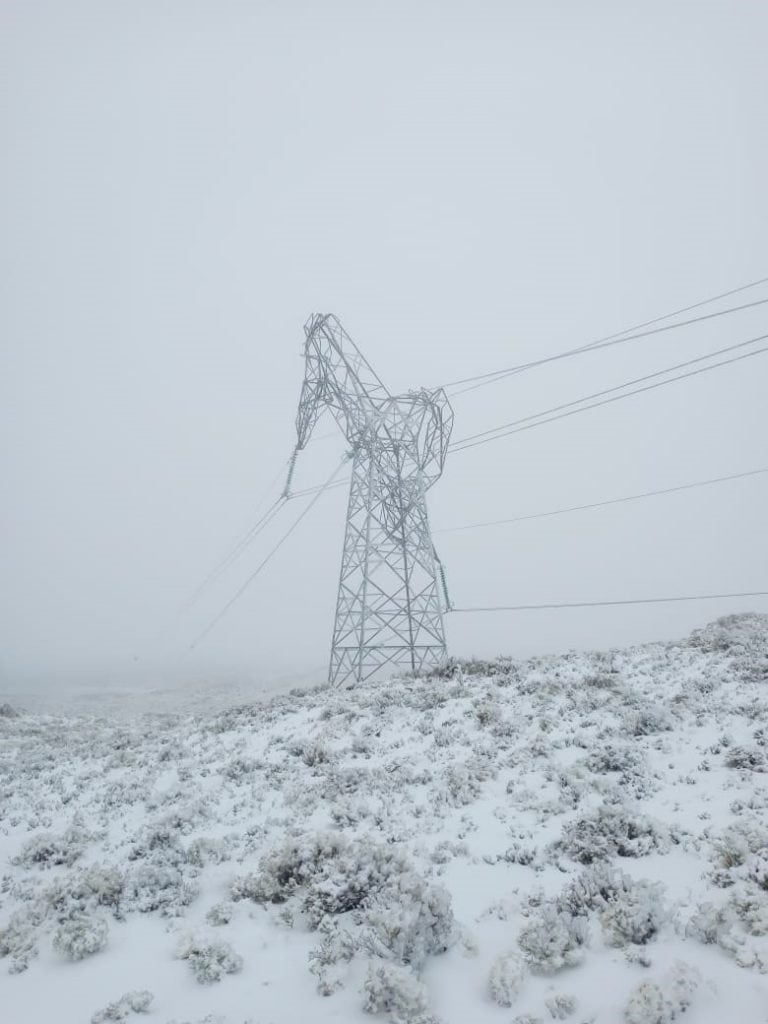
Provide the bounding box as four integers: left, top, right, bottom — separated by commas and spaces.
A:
2, 0, 767, 692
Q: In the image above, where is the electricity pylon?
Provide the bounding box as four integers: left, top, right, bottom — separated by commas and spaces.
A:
287, 314, 453, 685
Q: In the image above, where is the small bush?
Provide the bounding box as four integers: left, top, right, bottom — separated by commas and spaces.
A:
363, 876, 455, 969
599, 879, 667, 946
52, 914, 108, 961
724, 746, 766, 772
557, 804, 669, 864
176, 935, 243, 984
488, 952, 526, 1007
0, 910, 41, 973
362, 961, 429, 1021
517, 904, 588, 973
13, 827, 88, 869
545, 994, 577, 1020
624, 961, 699, 1024
91, 990, 153, 1023
623, 705, 674, 737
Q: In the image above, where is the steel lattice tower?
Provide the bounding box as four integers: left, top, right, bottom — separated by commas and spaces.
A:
288, 314, 454, 685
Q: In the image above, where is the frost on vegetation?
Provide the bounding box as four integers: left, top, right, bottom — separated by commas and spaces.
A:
363, 875, 455, 968
622, 704, 674, 737
724, 745, 766, 772
556, 804, 670, 864
13, 826, 91, 869
544, 994, 577, 1020
176, 934, 243, 984
488, 951, 526, 1007
206, 901, 235, 926
0, 701, 18, 717
0, 910, 41, 973
599, 878, 667, 946
308, 919, 357, 995
362, 961, 430, 1022
124, 862, 199, 916
517, 904, 589, 973
624, 961, 700, 1024
232, 833, 406, 920
52, 913, 108, 961
91, 990, 153, 1023
232, 832, 454, 986
44, 863, 125, 918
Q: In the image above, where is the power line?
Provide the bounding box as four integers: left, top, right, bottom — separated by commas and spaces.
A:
450, 591, 768, 613
434, 467, 768, 534
442, 282, 768, 397
190, 456, 349, 649
182, 495, 287, 610
445, 295, 768, 397
450, 332, 768, 449
450, 338, 768, 453
291, 477, 350, 498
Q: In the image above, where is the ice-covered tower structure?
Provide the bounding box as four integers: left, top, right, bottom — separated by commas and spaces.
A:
290, 314, 453, 685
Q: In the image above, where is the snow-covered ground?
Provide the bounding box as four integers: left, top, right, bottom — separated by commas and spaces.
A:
2, 614, 768, 1024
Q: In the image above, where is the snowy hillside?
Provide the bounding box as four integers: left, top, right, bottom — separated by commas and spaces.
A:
2, 614, 768, 1024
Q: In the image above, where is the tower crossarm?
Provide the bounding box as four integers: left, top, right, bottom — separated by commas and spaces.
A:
295, 313, 391, 450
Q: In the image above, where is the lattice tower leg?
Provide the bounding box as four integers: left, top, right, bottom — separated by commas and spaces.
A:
329, 445, 447, 686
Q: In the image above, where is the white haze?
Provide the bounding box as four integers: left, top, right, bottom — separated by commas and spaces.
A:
1, 0, 767, 694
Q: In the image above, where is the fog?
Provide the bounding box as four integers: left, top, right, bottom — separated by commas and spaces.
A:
2, 1, 767, 696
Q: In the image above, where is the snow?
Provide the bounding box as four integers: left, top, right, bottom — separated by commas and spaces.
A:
2, 613, 768, 1023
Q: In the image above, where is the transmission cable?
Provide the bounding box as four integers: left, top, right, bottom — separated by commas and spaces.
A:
451, 332, 768, 448
450, 592, 768, 613
450, 336, 768, 453
182, 495, 288, 611
434, 466, 768, 534
190, 456, 349, 649
441, 281, 768, 396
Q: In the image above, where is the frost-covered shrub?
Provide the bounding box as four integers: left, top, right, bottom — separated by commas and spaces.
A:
599, 879, 667, 946
0, 909, 41, 973
185, 837, 230, 867
724, 746, 766, 772
13, 827, 88, 869
488, 951, 526, 1007
0, 702, 18, 717
622, 705, 674, 737
747, 854, 768, 891
232, 834, 350, 905
556, 863, 631, 916
176, 934, 243, 984
545, 994, 576, 1020
363, 876, 455, 968
233, 834, 410, 926
517, 904, 588, 972
711, 821, 768, 883
123, 862, 199, 916
52, 914, 108, 961
440, 761, 485, 807
290, 739, 331, 767
557, 805, 669, 864
91, 990, 153, 1023
205, 901, 235, 926
730, 887, 768, 936
308, 920, 357, 995
44, 864, 124, 920
585, 744, 644, 776
362, 961, 429, 1021
624, 961, 699, 1024
625, 982, 668, 1024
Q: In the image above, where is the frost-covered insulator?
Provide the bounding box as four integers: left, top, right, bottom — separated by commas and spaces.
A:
282, 448, 299, 498
433, 545, 453, 612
